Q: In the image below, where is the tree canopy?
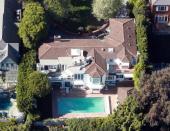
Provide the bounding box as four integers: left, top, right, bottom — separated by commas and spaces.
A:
28, 71, 50, 98
18, 2, 47, 49
134, 67, 170, 130
92, 0, 122, 20
16, 51, 50, 114
130, 0, 149, 89
64, 96, 143, 131
16, 50, 36, 113
43, 0, 71, 21
106, 96, 143, 131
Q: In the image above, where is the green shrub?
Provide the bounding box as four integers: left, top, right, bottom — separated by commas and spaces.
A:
19, 2, 47, 49
16, 50, 36, 113
129, 0, 149, 89
0, 121, 27, 131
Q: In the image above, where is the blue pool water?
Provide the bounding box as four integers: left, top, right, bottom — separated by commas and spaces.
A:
57, 97, 105, 114
0, 98, 12, 110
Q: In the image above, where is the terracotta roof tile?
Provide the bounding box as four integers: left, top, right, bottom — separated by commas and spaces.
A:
39, 18, 137, 65
85, 49, 107, 77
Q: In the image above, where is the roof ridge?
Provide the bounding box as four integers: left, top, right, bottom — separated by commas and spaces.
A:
0, 44, 8, 63
93, 49, 106, 72
90, 67, 102, 77
39, 44, 52, 59
94, 63, 106, 74
125, 47, 136, 58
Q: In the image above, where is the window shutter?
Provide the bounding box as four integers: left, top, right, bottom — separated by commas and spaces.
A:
166, 6, 168, 11
156, 6, 159, 11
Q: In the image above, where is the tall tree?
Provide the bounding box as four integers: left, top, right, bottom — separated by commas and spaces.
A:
18, 2, 47, 49
92, 0, 122, 20
134, 67, 170, 130
130, 0, 149, 89
28, 71, 50, 98
106, 96, 143, 131
16, 50, 36, 113
43, 0, 71, 21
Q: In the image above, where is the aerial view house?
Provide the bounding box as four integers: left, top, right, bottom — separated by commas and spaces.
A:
0, 0, 20, 87
37, 18, 137, 93
150, 0, 170, 33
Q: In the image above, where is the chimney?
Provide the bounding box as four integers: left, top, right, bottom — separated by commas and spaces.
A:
54, 35, 61, 41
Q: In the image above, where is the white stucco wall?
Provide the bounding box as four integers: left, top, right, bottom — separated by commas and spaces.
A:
40, 59, 59, 65
40, 57, 74, 66
84, 74, 106, 90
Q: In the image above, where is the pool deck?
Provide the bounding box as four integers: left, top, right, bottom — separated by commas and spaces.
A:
52, 88, 118, 119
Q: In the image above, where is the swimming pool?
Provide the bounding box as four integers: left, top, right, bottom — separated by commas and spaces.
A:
57, 97, 105, 114
0, 97, 12, 110
0, 91, 15, 111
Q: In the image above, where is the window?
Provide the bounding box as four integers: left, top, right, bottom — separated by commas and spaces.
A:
49, 65, 57, 69
110, 59, 113, 62
107, 76, 115, 80
91, 77, 101, 84
83, 50, 88, 57
11, 63, 14, 70
116, 75, 124, 79
65, 82, 71, 87
44, 65, 48, 70
109, 65, 114, 72
74, 74, 77, 79
74, 74, 84, 80
156, 6, 168, 12
62, 65, 65, 71
81, 74, 84, 80
155, 15, 168, 23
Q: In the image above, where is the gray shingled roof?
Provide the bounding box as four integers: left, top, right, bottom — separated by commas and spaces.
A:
0, 0, 5, 41
7, 43, 19, 63
2, 0, 20, 43
154, 0, 170, 5
0, 43, 19, 64
0, 0, 20, 63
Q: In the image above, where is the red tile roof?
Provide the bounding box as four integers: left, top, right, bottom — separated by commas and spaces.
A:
85, 49, 107, 77
38, 18, 137, 76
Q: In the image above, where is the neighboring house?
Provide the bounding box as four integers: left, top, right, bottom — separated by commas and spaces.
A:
150, 0, 170, 33
37, 18, 137, 92
0, 0, 20, 87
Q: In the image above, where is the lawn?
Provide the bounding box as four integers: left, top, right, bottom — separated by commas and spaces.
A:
62, 0, 104, 33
